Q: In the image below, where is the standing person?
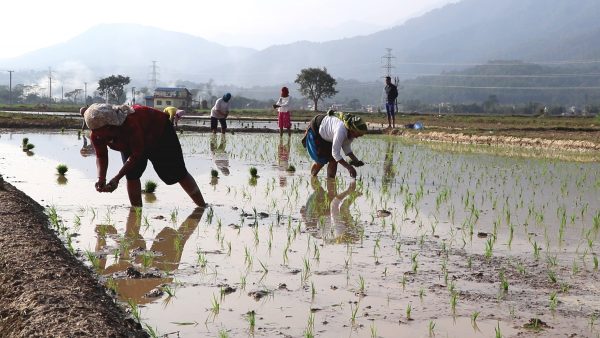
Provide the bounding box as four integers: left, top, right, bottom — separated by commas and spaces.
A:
210, 93, 231, 134
273, 86, 291, 137
81, 103, 206, 207
302, 110, 367, 179
384, 76, 398, 129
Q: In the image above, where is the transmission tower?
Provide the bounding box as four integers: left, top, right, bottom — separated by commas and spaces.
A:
381, 48, 395, 78
48, 67, 53, 104
149, 61, 160, 90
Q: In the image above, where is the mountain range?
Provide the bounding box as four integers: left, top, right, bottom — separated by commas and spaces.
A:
2, 0, 600, 88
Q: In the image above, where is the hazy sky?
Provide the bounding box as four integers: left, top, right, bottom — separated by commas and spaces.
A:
1, 0, 457, 59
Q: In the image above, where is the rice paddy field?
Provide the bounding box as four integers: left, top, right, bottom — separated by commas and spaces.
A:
0, 130, 599, 337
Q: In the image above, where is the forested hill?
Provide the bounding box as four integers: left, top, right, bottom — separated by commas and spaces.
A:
213, 0, 600, 85
398, 61, 600, 106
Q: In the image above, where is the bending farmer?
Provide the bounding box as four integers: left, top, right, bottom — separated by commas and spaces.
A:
303, 110, 367, 178
81, 103, 206, 207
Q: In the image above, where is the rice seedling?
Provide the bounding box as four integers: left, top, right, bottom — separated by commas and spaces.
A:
428, 320, 436, 336
127, 299, 142, 323
211, 293, 220, 314
141, 180, 157, 194
406, 303, 412, 320
247, 310, 256, 330
549, 291, 558, 310
218, 329, 229, 338
304, 312, 315, 338
495, 322, 502, 338
450, 292, 458, 314
140, 251, 154, 271
56, 164, 68, 176
499, 270, 509, 293
548, 270, 557, 283
350, 303, 359, 323
144, 324, 160, 338
471, 311, 480, 325
162, 285, 176, 298
106, 277, 118, 295
84, 250, 100, 271
249, 167, 258, 178
370, 322, 377, 338
286, 165, 296, 172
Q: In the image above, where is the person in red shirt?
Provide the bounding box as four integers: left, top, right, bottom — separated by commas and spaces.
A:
81, 103, 206, 207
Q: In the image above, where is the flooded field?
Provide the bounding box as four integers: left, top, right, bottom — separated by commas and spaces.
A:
1, 130, 599, 337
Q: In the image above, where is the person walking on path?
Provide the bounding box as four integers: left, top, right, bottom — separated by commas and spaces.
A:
302, 110, 367, 179
81, 103, 206, 207
384, 76, 398, 129
273, 86, 292, 137
210, 93, 232, 134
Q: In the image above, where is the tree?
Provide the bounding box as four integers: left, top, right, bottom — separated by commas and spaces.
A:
97, 75, 130, 104
295, 67, 337, 111
65, 89, 83, 103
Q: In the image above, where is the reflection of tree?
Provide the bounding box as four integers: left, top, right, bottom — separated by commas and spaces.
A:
210, 134, 229, 176
300, 178, 361, 244
95, 207, 204, 304
277, 137, 291, 187
382, 140, 396, 193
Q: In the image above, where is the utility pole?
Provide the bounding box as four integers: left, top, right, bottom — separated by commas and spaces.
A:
61, 86, 64, 103
132, 87, 136, 105
84, 82, 87, 105
149, 61, 159, 90
48, 67, 53, 104
7, 70, 14, 106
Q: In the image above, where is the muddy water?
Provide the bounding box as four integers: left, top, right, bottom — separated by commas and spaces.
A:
0, 130, 598, 337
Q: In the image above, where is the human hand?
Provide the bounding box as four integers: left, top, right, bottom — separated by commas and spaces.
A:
95, 179, 106, 192
347, 166, 357, 178
103, 179, 119, 192
349, 160, 365, 167
272, 104, 278, 109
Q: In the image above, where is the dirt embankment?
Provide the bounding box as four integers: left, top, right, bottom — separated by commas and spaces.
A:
0, 180, 147, 337
400, 130, 600, 151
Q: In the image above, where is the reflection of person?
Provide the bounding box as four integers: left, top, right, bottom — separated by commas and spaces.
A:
80, 134, 96, 157
382, 140, 396, 193
300, 178, 360, 244
81, 103, 206, 207
384, 76, 398, 129
277, 136, 291, 186
210, 93, 231, 134
302, 110, 367, 178
273, 86, 291, 137
96, 207, 204, 304
210, 133, 230, 176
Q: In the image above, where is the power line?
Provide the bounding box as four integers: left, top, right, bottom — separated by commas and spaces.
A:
394, 59, 600, 66
397, 72, 600, 78
403, 84, 600, 90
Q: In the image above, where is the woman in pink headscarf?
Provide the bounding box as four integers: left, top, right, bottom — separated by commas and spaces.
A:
273, 86, 291, 137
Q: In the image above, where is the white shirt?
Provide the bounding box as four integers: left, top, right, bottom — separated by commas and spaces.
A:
318, 115, 353, 162
276, 96, 290, 113
211, 98, 230, 118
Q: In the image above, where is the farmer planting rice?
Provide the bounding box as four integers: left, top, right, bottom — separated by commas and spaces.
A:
302, 110, 367, 178
81, 103, 206, 207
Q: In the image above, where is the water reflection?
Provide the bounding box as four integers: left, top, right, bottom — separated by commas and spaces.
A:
277, 137, 291, 187
80, 134, 95, 157
382, 140, 396, 193
301, 177, 361, 244
96, 207, 204, 304
210, 134, 229, 176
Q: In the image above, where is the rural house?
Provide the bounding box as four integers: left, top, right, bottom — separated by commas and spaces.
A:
151, 87, 192, 110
